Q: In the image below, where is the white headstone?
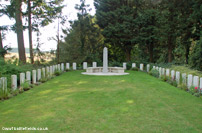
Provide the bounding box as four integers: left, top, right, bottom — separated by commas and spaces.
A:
50, 66, 53, 77
11, 75, 17, 91
26, 71, 31, 84
123, 63, 127, 70
0, 77, 7, 92
93, 62, 97, 68
20, 73, 25, 85
32, 70, 36, 84
73, 63, 77, 70
159, 67, 162, 77
61, 63, 64, 71
58, 64, 60, 71
162, 68, 165, 76
166, 69, 170, 77
187, 74, 193, 89
153, 66, 156, 70
193, 76, 199, 88
171, 70, 175, 80
52, 65, 54, 74
66, 63, 70, 70
83, 62, 87, 70
37, 69, 41, 81
132, 63, 136, 68
55, 64, 57, 71
147, 64, 150, 72
42, 68, 46, 78
46, 67, 50, 78
140, 64, 144, 71
182, 73, 186, 84
103, 47, 108, 73
175, 71, 180, 84
200, 78, 202, 93
156, 67, 159, 71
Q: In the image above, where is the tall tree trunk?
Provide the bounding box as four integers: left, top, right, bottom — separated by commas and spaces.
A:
185, 44, 190, 64
0, 29, 4, 58
0, 30, 3, 49
168, 36, 173, 63
57, 17, 60, 63
149, 42, 153, 62
15, 0, 26, 63
28, 0, 34, 64
125, 46, 131, 61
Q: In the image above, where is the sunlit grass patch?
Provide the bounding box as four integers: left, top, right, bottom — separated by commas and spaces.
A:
0, 70, 202, 132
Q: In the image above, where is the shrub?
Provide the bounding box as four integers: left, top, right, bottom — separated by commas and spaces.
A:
21, 80, 31, 91
131, 67, 139, 71
0, 88, 10, 100
40, 77, 48, 83
149, 69, 159, 78
189, 86, 199, 95
54, 70, 61, 76
109, 61, 122, 67
178, 83, 188, 91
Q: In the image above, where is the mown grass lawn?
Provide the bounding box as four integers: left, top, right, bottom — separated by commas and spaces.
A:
0, 70, 202, 132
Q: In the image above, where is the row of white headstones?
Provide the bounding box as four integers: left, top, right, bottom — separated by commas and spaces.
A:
0, 62, 201, 94
126, 63, 202, 91
0, 62, 91, 93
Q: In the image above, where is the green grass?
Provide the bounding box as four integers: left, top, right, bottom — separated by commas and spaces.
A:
170, 65, 202, 77
0, 71, 202, 132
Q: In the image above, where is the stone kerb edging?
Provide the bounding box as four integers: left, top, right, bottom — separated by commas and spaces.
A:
0, 63, 68, 101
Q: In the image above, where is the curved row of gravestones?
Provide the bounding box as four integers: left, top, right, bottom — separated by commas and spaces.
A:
0, 62, 202, 95
0, 63, 66, 95
0, 62, 98, 94
130, 63, 202, 92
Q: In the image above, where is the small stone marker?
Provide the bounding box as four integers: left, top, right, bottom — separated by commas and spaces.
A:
42, 68, 46, 78
66, 63, 70, 70
166, 69, 170, 77
187, 74, 193, 89
132, 63, 136, 68
171, 70, 175, 80
26, 71, 31, 84
156, 67, 159, 71
61, 63, 64, 71
147, 64, 150, 72
11, 75, 17, 91
162, 68, 165, 76
193, 76, 199, 88
83, 62, 87, 70
200, 78, 202, 93
159, 67, 162, 77
93, 62, 97, 68
182, 73, 186, 84
0, 77, 7, 92
140, 64, 144, 71
46, 67, 50, 78
58, 64, 61, 71
123, 63, 127, 70
153, 66, 156, 70
32, 70, 36, 84
175, 71, 180, 84
37, 69, 41, 81
55, 65, 58, 70
52, 66, 54, 74
20, 73, 25, 86
50, 66, 53, 76
73, 63, 77, 70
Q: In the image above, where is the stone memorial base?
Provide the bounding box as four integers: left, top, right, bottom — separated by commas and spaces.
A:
82, 67, 129, 76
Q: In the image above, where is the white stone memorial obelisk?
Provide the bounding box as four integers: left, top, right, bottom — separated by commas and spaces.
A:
103, 47, 108, 73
